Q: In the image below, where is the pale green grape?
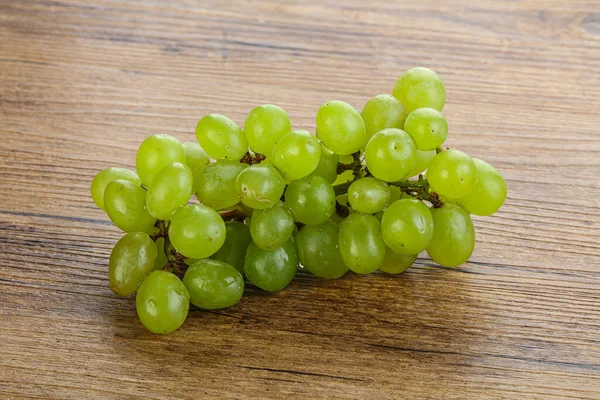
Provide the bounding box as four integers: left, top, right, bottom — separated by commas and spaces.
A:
182, 142, 211, 177
381, 198, 434, 255
361, 94, 407, 140
168, 204, 226, 259
194, 160, 245, 210
338, 213, 386, 274
153, 237, 168, 271
146, 162, 193, 220
91, 168, 140, 211
347, 177, 390, 214
272, 130, 321, 180
244, 239, 298, 292
109, 232, 157, 296
427, 203, 475, 267
316, 101, 366, 155
236, 164, 285, 210
308, 143, 339, 183
104, 179, 157, 233
211, 221, 252, 273
136, 270, 190, 334
296, 221, 348, 279
407, 149, 436, 178
379, 248, 417, 274
392, 67, 446, 113
183, 259, 244, 309
427, 149, 477, 199
403, 108, 448, 151
250, 202, 294, 250
244, 104, 291, 155
387, 185, 404, 204
136, 134, 185, 187
458, 158, 507, 216
333, 169, 354, 186
285, 175, 335, 225
365, 128, 416, 182
195, 114, 248, 161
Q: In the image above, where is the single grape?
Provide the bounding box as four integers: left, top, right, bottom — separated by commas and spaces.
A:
458, 158, 507, 216
109, 232, 157, 296
272, 130, 321, 180
236, 164, 286, 210
361, 94, 407, 140
153, 237, 168, 271
427, 203, 475, 267
338, 213, 386, 274
250, 202, 294, 250
365, 128, 416, 182
244, 239, 298, 292
427, 149, 477, 199
182, 141, 211, 177
333, 169, 354, 186
347, 177, 390, 214
381, 198, 434, 254
392, 67, 446, 113
183, 259, 244, 310
91, 168, 140, 211
168, 204, 226, 259
296, 221, 348, 279
104, 179, 157, 233
194, 160, 246, 210
308, 143, 339, 183
387, 185, 404, 204
136, 270, 190, 334
316, 101, 366, 155
379, 248, 417, 274
136, 134, 185, 187
407, 149, 436, 178
211, 220, 252, 274
285, 175, 335, 225
146, 162, 193, 220
403, 108, 448, 151
244, 104, 291, 155
195, 114, 248, 161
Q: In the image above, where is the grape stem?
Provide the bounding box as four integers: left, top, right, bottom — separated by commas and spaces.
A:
336, 151, 363, 178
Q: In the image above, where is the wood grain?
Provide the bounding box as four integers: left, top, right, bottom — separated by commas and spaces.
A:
1, 0, 599, 398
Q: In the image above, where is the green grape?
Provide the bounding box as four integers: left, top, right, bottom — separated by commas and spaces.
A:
427, 149, 477, 199
244, 104, 291, 155
308, 143, 339, 183
104, 179, 157, 233
392, 67, 446, 113
136, 270, 190, 334
183, 259, 244, 309
458, 158, 507, 216
91, 168, 140, 211
153, 237, 168, 270
333, 169, 354, 186
361, 94, 407, 140
195, 114, 248, 161
407, 149, 436, 178
250, 202, 294, 250
403, 108, 448, 151
381, 198, 434, 255
338, 213, 386, 274
387, 185, 404, 204
182, 142, 211, 177
136, 134, 185, 187
427, 203, 475, 267
194, 160, 246, 210
316, 100, 366, 155
146, 162, 193, 220
296, 221, 348, 279
285, 175, 335, 225
244, 239, 298, 292
365, 128, 416, 182
168, 204, 226, 259
109, 232, 157, 296
272, 130, 321, 180
347, 177, 390, 214
236, 164, 286, 210
379, 248, 417, 274
211, 220, 252, 273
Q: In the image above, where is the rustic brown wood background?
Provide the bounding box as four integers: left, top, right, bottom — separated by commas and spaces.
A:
1, 0, 599, 399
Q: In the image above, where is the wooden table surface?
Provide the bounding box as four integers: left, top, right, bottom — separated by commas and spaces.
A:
1, 1, 600, 399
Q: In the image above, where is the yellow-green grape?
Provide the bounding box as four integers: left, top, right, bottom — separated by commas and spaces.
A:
296, 221, 348, 279
381, 199, 434, 255
236, 164, 286, 210
333, 169, 354, 186
244, 104, 291, 156
168, 204, 226, 259
387, 185, 404, 205
146, 162, 193, 220
408, 149, 436, 178
183, 259, 244, 310
136, 270, 190, 334
91, 168, 140, 211
109, 232, 157, 296
392, 67, 446, 113
285, 175, 335, 225
153, 237, 168, 271
136, 134, 185, 187
182, 142, 211, 177
361, 94, 407, 140
244, 239, 298, 292
379, 248, 417, 274
403, 108, 448, 151
338, 213, 386, 274
458, 158, 507, 216
211, 220, 252, 274
316, 100, 366, 155
347, 177, 390, 214
308, 143, 339, 183
272, 130, 321, 180
365, 128, 416, 182
427, 149, 477, 199
195, 114, 248, 161
194, 160, 246, 210
250, 202, 294, 250
104, 179, 157, 233
426, 203, 475, 267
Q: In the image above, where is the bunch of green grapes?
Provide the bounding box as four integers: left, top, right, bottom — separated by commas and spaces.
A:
91, 67, 507, 334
